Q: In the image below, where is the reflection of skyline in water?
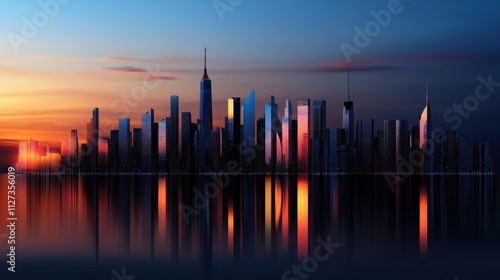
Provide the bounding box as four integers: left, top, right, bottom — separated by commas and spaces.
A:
1, 174, 498, 279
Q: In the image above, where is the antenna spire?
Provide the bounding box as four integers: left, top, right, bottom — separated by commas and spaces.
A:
347, 62, 350, 101
202, 47, 209, 79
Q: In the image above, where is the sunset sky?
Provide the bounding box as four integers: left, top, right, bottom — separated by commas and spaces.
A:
1, 0, 499, 170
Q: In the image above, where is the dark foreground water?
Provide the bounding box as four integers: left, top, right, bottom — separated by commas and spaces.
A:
0, 174, 498, 280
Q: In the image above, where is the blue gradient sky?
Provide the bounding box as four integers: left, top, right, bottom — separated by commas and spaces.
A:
0, 0, 499, 170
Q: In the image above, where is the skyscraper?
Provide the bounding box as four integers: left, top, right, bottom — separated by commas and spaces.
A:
98, 138, 109, 173
199, 48, 213, 171
342, 102, 354, 170
109, 130, 119, 173
312, 100, 327, 140
395, 120, 409, 173
69, 130, 78, 172
420, 84, 432, 173
384, 120, 397, 173
142, 109, 154, 173
410, 125, 421, 173
356, 119, 374, 173
158, 118, 169, 173
444, 130, 458, 173
170, 95, 179, 171
227, 97, 241, 145
209, 128, 223, 171
342, 66, 355, 172
242, 89, 256, 171
118, 118, 131, 172
132, 128, 142, 172
226, 97, 241, 167
181, 112, 195, 172
17, 139, 39, 173
384, 120, 409, 173
86, 108, 99, 172
290, 119, 298, 172
265, 96, 278, 172
256, 118, 266, 172
297, 98, 310, 172
282, 99, 292, 172
327, 128, 341, 173
312, 100, 327, 173
153, 122, 159, 173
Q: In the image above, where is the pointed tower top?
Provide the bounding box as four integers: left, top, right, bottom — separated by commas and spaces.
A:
202, 47, 209, 80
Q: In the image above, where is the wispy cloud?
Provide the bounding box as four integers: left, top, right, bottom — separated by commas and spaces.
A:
104, 66, 146, 73
103, 66, 179, 81
100, 56, 199, 64
310, 60, 402, 73
147, 75, 179, 81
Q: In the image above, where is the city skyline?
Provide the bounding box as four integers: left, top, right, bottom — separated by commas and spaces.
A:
1, 1, 500, 171
12, 50, 495, 174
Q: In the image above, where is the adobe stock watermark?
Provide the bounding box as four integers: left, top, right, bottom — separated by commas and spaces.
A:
110, 267, 135, 280
8, 0, 70, 53
340, 0, 405, 62
282, 235, 340, 280
443, 74, 500, 129
180, 160, 241, 225
180, 119, 274, 224
59, 65, 169, 174
109, 65, 169, 119
213, 0, 243, 21
384, 73, 498, 191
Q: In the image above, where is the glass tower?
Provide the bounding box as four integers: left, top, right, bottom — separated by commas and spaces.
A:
297, 99, 310, 172
265, 96, 278, 171
118, 118, 131, 172
227, 97, 241, 145
420, 86, 432, 173
158, 118, 169, 173
199, 48, 212, 171
342, 101, 354, 172
356, 119, 374, 173
98, 138, 109, 173
181, 112, 194, 172
312, 100, 327, 172
242, 90, 255, 170
282, 99, 292, 172
141, 109, 154, 173
170, 95, 179, 170
69, 130, 78, 172
86, 108, 99, 172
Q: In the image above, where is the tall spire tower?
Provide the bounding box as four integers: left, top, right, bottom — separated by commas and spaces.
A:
420, 82, 432, 173
199, 48, 213, 170
342, 63, 355, 171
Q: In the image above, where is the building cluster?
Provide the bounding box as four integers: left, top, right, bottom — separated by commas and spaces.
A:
16, 51, 494, 174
